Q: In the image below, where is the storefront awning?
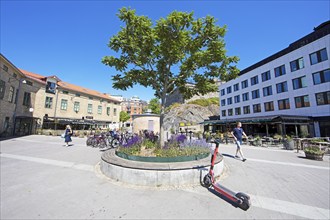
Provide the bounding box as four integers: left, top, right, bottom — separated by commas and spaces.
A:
201, 115, 312, 125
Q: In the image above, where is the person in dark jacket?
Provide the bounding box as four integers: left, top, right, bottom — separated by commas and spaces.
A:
231, 122, 248, 162
64, 125, 73, 147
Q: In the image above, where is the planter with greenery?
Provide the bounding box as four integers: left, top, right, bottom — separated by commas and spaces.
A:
304, 146, 325, 161
283, 135, 294, 150
253, 136, 262, 146
116, 134, 210, 163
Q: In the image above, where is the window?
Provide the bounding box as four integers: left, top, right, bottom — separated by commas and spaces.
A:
264, 101, 274, 112
234, 95, 240, 103
233, 83, 239, 91
274, 65, 286, 77
235, 107, 241, 115
221, 110, 226, 117
315, 91, 330, 105
107, 107, 110, 115
74, 102, 80, 112
4, 117, 9, 131
263, 86, 273, 96
243, 106, 250, 114
276, 81, 288, 93
25, 80, 33, 86
113, 108, 117, 116
89, 97, 93, 100
226, 86, 232, 94
313, 69, 330, 85
0, 80, 5, 100
75, 93, 80, 97
8, 86, 15, 103
228, 109, 233, 116
292, 76, 307, 90
14, 89, 18, 103
250, 75, 259, 86
97, 105, 102, 114
45, 97, 53, 108
241, 80, 248, 89
221, 89, 225, 96
2, 65, 8, 72
227, 97, 232, 105
290, 57, 304, 72
242, 92, 249, 101
261, 71, 271, 82
310, 48, 328, 65
252, 89, 260, 99
62, 90, 69, 94
88, 104, 93, 113
60, 99, 68, 110
221, 99, 226, 106
23, 92, 31, 106
278, 99, 290, 110
295, 95, 310, 108
46, 81, 56, 94
253, 104, 261, 113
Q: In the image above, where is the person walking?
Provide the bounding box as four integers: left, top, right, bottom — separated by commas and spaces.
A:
231, 122, 248, 162
64, 124, 73, 147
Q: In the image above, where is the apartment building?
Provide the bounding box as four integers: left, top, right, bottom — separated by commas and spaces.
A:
204, 20, 330, 137
120, 95, 148, 128
0, 54, 121, 137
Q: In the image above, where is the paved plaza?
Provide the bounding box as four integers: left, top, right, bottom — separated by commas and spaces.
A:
0, 135, 329, 219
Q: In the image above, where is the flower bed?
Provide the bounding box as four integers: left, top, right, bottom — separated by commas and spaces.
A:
116, 134, 211, 162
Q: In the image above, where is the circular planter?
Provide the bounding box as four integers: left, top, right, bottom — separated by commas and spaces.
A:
100, 149, 224, 187
115, 151, 210, 163
305, 152, 324, 161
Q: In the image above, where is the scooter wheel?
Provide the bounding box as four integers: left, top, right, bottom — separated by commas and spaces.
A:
203, 174, 212, 188
235, 192, 251, 211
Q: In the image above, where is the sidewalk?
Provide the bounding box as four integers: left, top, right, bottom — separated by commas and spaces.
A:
1, 135, 329, 219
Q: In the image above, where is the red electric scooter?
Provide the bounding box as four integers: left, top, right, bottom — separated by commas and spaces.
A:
203, 139, 251, 211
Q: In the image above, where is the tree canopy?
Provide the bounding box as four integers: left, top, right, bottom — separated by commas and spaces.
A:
102, 7, 239, 144
119, 111, 130, 123
148, 98, 161, 114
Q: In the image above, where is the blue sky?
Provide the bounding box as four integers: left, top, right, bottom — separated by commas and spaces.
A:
1, 0, 329, 102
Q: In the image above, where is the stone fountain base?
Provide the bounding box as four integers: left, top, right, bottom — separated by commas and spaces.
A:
100, 149, 224, 188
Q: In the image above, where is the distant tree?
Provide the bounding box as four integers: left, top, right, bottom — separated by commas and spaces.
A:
119, 111, 130, 125
102, 7, 239, 145
148, 98, 161, 114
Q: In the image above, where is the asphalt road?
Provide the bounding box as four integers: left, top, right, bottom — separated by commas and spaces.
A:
1, 135, 329, 219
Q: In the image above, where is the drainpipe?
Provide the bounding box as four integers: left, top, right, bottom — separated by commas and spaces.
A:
53, 87, 59, 130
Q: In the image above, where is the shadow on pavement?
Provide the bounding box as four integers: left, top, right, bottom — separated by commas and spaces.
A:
207, 187, 240, 209
221, 153, 235, 159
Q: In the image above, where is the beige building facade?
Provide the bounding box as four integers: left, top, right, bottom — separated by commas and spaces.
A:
0, 54, 121, 137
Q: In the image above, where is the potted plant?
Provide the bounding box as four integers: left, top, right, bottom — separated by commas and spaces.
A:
253, 135, 262, 146
283, 135, 294, 150
304, 146, 325, 161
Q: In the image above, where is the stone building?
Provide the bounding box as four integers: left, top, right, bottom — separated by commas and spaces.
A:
0, 54, 121, 137
0, 54, 40, 136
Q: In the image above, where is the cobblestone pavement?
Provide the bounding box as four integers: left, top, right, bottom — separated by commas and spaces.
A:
1, 135, 329, 219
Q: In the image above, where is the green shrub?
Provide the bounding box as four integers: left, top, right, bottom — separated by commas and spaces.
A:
304, 146, 324, 155
187, 97, 220, 106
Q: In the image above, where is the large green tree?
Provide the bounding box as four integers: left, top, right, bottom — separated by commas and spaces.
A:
119, 111, 130, 125
102, 7, 239, 145
148, 98, 161, 114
